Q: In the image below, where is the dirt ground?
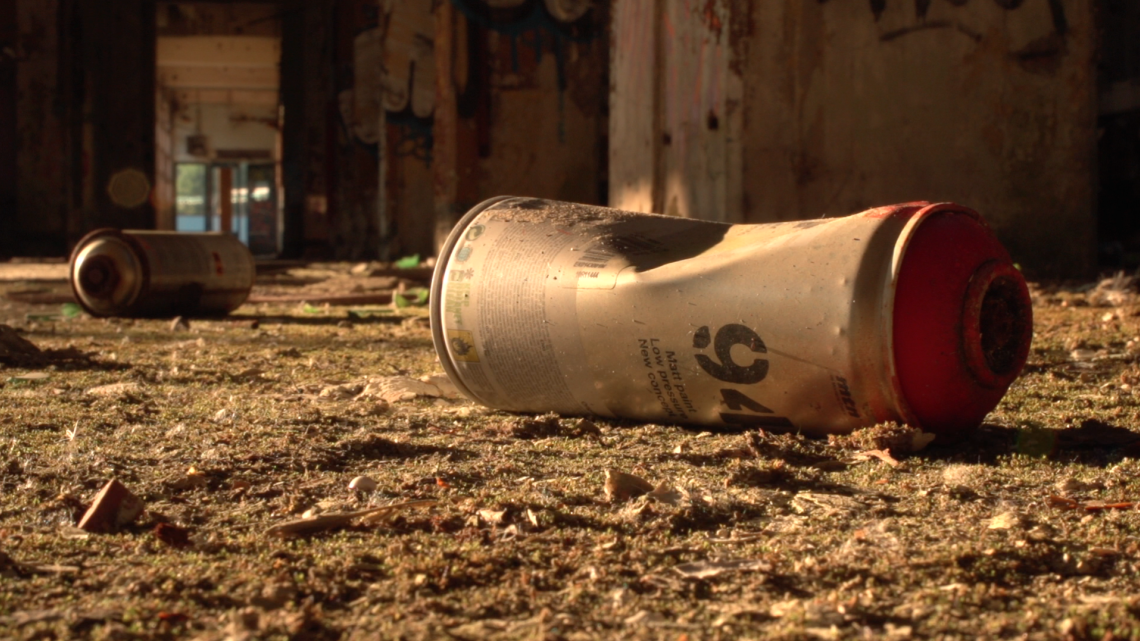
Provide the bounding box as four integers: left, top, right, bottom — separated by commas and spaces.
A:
3, 264, 1140, 640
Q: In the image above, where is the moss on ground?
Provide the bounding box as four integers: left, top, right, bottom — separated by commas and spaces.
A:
2, 272, 1140, 639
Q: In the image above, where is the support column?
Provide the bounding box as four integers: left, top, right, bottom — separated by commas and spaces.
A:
432, 0, 458, 250
0, 0, 16, 257
79, 0, 155, 232
219, 166, 233, 234
279, 0, 307, 258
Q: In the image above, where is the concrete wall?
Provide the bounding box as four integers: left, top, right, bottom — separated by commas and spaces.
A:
743, 0, 1096, 277
611, 0, 1098, 278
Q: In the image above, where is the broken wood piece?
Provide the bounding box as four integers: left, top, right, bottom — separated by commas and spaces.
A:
3, 289, 76, 305
245, 293, 394, 306
852, 448, 900, 467
1047, 494, 1137, 511
265, 500, 437, 537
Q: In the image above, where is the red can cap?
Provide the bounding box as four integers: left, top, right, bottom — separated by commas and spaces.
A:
892, 203, 1033, 438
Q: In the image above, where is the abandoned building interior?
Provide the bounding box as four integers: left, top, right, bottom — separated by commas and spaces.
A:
4, 3, 1140, 638
0, 0, 1134, 278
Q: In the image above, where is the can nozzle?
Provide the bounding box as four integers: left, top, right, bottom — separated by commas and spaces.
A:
894, 207, 1033, 438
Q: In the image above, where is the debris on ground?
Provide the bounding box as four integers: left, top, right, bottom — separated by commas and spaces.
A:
851, 448, 901, 467
672, 558, 769, 579
2, 266, 1140, 638
0, 324, 42, 365
357, 376, 445, 403
85, 381, 143, 398
265, 500, 437, 537
604, 470, 655, 503
77, 479, 145, 533
348, 475, 378, 493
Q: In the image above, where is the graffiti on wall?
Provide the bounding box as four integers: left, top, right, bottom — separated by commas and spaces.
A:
340, 0, 597, 161
843, 0, 1070, 73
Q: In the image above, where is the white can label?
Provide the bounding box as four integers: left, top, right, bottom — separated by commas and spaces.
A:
437, 199, 909, 435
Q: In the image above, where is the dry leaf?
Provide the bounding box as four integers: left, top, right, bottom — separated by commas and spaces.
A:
526, 508, 540, 528
852, 449, 900, 467
478, 508, 507, 525
357, 499, 438, 525
646, 482, 683, 506
605, 470, 655, 503
266, 500, 436, 537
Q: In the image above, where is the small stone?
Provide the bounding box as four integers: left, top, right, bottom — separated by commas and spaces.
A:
170, 316, 190, 332
348, 475, 378, 493
78, 479, 145, 533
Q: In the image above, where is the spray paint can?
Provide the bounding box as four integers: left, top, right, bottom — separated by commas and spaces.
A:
69, 229, 255, 317
429, 197, 1033, 438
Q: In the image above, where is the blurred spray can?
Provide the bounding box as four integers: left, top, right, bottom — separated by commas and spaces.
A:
70, 229, 255, 317
430, 197, 1033, 438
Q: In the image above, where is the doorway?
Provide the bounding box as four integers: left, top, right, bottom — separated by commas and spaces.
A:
1097, 0, 1140, 269
155, 3, 283, 255
174, 161, 276, 254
